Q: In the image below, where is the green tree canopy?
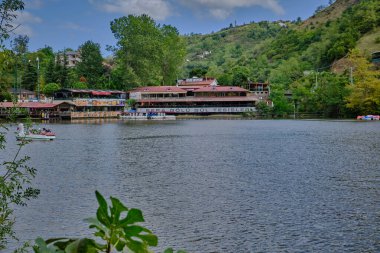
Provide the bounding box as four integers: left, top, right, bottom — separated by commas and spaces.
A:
346, 49, 380, 115
71, 81, 88, 89
0, 0, 25, 44
43, 82, 60, 97
160, 25, 186, 85
76, 40, 104, 88
110, 14, 186, 87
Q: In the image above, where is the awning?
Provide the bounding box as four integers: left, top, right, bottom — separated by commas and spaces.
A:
92, 91, 112, 96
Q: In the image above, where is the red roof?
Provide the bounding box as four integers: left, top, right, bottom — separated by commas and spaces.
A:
193, 86, 248, 92
130, 86, 187, 93
0, 102, 57, 109
179, 86, 206, 91
63, 89, 125, 94
92, 91, 112, 96
139, 96, 259, 103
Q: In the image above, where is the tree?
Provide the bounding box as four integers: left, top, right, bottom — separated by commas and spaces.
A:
44, 58, 55, 84
0, 0, 25, 44
314, 72, 349, 117
71, 81, 87, 89
189, 66, 208, 78
11, 35, 29, 55
217, 73, 232, 85
269, 87, 292, 116
1, 120, 40, 250
256, 101, 272, 116
43, 82, 60, 97
76, 41, 104, 88
269, 57, 304, 89
22, 61, 37, 91
53, 51, 69, 88
232, 67, 249, 86
111, 14, 186, 86
111, 14, 162, 86
0, 50, 14, 93
1, 2, 40, 251
345, 49, 380, 115
160, 25, 186, 85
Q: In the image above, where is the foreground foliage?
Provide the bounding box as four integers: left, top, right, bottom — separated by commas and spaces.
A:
33, 191, 186, 253
1, 1, 40, 251
346, 49, 380, 115
0, 118, 40, 250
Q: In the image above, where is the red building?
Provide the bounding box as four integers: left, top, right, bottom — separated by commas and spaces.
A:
128, 79, 261, 114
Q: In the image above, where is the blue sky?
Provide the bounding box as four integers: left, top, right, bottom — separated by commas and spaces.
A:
11, 0, 331, 56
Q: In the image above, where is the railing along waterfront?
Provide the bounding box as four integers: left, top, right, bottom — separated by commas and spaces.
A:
60, 111, 121, 119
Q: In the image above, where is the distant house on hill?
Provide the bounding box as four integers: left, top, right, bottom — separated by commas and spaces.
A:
56, 51, 81, 67
8, 88, 35, 101
177, 77, 218, 86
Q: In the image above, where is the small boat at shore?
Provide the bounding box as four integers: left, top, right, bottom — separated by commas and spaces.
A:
16, 123, 56, 141
120, 112, 176, 120
357, 115, 379, 120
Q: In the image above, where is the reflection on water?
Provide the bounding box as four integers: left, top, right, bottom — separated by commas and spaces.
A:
5, 120, 380, 252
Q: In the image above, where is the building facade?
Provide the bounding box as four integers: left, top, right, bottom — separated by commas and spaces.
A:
53, 89, 126, 118
128, 79, 261, 114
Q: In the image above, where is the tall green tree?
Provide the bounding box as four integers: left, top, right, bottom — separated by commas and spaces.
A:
314, 72, 349, 117
52, 51, 69, 88
11, 35, 28, 55
76, 40, 104, 88
22, 60, 37, 91
345, 49, 380, 115
160, 25, 186, 85
44, 57, 55, 84
43, 82, 60, 97
110, 14, 185, 87
111, 14, 162, 86
0, 50, 14, 93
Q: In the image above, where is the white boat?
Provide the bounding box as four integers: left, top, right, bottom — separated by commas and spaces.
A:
16, 123, 56, 141
120, 112, 176, 120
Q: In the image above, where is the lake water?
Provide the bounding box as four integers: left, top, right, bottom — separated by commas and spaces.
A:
3, 119, 380, 252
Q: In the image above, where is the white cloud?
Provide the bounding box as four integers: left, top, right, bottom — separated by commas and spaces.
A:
26, 0, 44, 9
180, 0, 285, 19
61, 22, 91, 32
89, 0, 172, 20
12, 11, 42, 37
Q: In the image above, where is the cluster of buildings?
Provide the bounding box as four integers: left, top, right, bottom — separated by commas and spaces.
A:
0, 77, 271, 119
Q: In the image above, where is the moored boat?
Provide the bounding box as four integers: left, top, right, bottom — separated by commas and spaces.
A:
120, 112, 176, 120
16, 123, 56, 141
357, 115, 380, 120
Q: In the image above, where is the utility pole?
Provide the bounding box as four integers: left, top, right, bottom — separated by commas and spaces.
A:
36, 57, 40, 101
14, 63, 18, 98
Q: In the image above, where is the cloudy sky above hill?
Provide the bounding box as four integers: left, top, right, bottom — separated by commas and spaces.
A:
10, 0, 330, 55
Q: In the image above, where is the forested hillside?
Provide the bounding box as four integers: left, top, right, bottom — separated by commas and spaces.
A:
182, 0, 380, 117
0, 0, 379, 118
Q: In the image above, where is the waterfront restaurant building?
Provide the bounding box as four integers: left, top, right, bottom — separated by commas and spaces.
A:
53, 89, 126, 118
128, 78, 261, 114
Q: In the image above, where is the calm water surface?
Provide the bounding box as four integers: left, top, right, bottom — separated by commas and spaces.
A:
3, 120, 380, 252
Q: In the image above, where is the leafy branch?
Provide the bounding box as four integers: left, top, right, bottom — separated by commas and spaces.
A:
33, 191, 186, 253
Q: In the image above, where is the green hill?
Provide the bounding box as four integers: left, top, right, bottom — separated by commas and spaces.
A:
300, 0, 360, 28
182, 0, 379, 85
